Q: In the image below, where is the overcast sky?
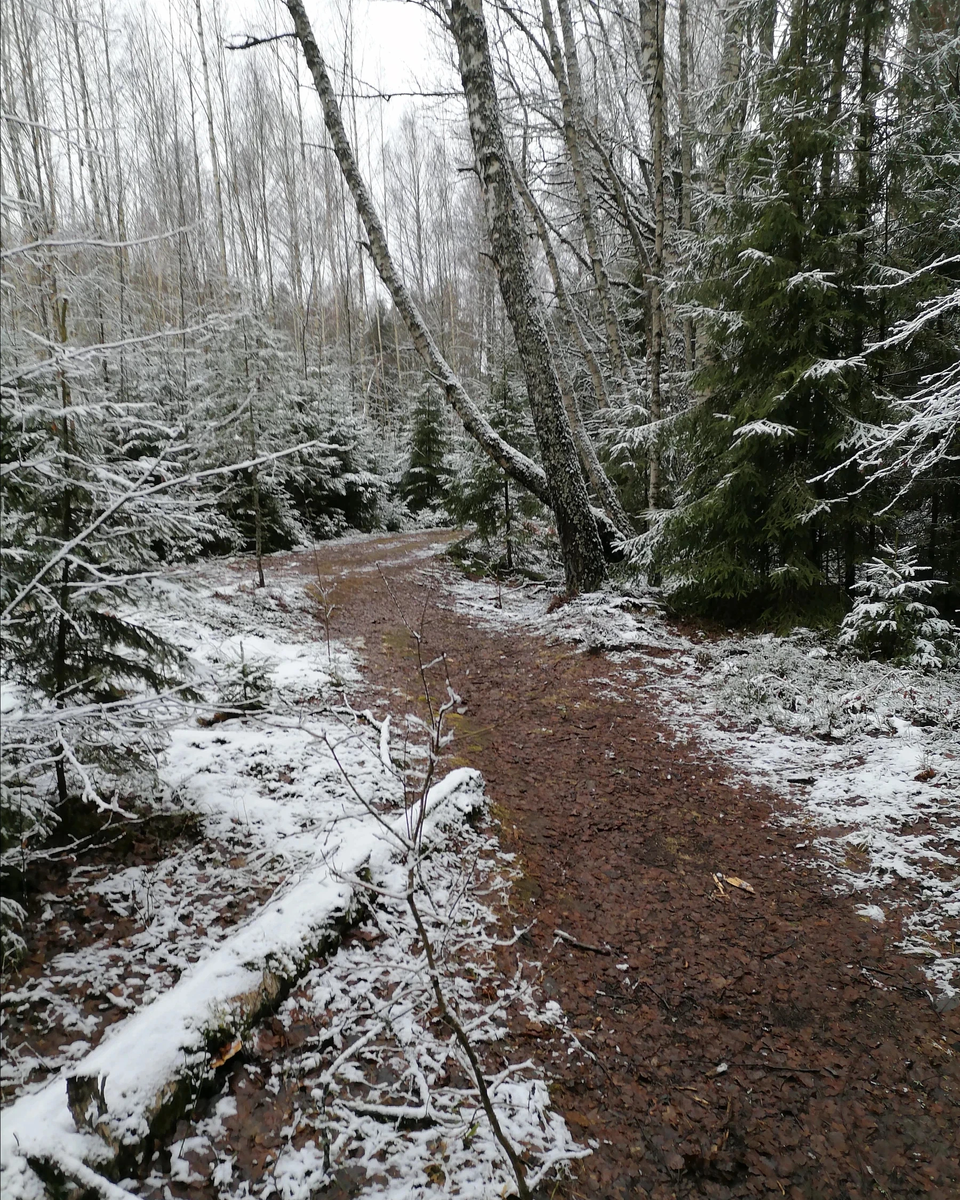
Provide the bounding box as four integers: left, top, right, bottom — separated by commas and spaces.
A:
219, 0, 452, 129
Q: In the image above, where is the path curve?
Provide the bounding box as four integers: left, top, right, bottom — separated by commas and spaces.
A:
281, 533, 958, 1200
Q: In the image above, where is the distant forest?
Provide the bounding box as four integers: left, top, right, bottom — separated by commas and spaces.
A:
2, 0, 957, 621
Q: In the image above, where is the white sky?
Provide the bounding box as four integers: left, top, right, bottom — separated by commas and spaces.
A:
341, 0, 446, 96
220, 0, 453, 131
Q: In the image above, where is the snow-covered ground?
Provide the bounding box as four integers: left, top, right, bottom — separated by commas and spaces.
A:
4, 540, 956, 1199
1, 555, 584, 1199
444, 575, 960, 1006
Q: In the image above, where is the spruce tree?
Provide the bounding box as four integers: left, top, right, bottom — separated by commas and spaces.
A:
839, 543, 958, 668
188, 315, 307, 556
657, 0, 890, 622
399, 381, 452, 514
447, 378, 541, 567
871, 1, 960, 593
0, 366, 200, 813
283, 409, 386, 539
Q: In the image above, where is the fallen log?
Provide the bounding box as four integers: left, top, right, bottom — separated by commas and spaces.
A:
0, 769, 485, 1200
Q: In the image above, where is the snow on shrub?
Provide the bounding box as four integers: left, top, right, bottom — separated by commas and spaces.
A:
211, 641, 275, 713
839, 543, 959, 669
0, 896, 26, 967
709, 628, 959, 742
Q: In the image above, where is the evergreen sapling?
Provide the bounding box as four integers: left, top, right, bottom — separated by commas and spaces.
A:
839, 543, 958, 669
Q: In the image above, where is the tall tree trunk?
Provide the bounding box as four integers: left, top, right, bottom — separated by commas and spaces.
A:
283, 0, 610, 589
821, 0, 852, 200
194, 0, 228, 282
678, 0, 695, 375
714, 0, 747, 198
541, 0, 631, 388
53, 295, 72, 806
854, 0, 878, 311
240, 321, 266, 587
446, 0, 607, 591
642, 0, 667, 513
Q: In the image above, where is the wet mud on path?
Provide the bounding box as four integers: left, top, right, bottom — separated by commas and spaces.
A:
276, 533, 959, 1200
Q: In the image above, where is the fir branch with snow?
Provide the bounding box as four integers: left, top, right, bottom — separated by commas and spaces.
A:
839, 544, 959, 669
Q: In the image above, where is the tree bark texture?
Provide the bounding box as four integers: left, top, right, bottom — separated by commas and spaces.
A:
446, 0, 607, 592
642, 0, 667, 512
678, 0, 696, 374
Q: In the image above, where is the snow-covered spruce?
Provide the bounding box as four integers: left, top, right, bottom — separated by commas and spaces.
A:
838, 543, 959, 670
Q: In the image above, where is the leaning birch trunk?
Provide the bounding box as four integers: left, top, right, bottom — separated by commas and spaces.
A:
446, 0, 607, 593
283, 0, 552, 510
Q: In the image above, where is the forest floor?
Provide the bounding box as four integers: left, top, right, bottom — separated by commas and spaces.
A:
3, 530, 958, 1200
291, 530, 959, 1200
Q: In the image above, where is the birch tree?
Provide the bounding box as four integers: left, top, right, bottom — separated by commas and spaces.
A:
445, 0, 607, 589
283, 0, 608, 591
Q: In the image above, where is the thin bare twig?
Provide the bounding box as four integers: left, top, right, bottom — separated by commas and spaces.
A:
554, 928, 616, 955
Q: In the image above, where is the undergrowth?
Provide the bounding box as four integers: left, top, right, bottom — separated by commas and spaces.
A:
704, 629, 960, 742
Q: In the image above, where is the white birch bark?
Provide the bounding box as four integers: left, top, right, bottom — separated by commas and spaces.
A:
445, 0, 608, 590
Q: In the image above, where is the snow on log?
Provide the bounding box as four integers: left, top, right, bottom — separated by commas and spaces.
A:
0, 768, 485, 1200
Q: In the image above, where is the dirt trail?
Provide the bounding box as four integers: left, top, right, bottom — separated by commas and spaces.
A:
279, 532, 960, 1200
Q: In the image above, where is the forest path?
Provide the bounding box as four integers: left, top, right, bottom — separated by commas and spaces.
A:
279, 531, 959, 1200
